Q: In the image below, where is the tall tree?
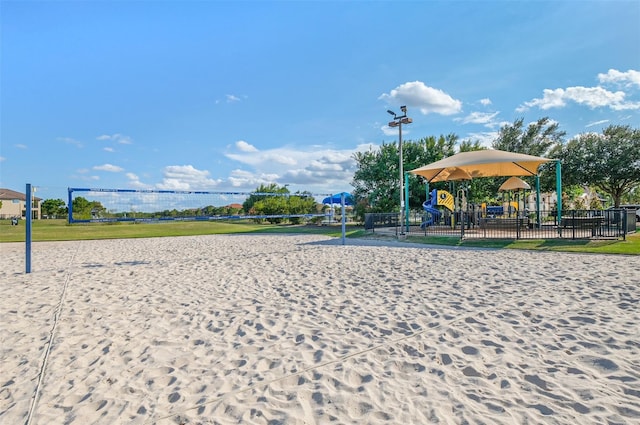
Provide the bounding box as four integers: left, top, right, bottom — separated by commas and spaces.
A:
242, 183, 289, 213
71, 196, 105, 219
493, 117, 566, 192
351, 135, 457, 216
41, 198, 67, 218
492, 117, 565, 156
553, 125, 640, 207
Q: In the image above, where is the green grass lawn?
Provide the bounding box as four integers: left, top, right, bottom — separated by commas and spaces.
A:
402, 231, 640, 255
1, 219, 638, 255
0, 219, 354, 242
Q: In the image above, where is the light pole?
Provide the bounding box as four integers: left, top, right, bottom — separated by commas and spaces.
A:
387, 106, 412, 235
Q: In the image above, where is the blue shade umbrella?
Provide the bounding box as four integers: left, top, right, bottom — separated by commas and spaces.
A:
322, 192, 354, 206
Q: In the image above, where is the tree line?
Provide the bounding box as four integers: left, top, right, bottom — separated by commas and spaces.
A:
351, 118, 640, 219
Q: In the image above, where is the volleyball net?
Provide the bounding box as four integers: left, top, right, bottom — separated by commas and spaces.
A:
67, 187, 334, 224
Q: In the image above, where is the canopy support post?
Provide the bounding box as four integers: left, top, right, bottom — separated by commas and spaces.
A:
535, 175, 541, 229
556, 160, 562, 225
404, 172, 410, 232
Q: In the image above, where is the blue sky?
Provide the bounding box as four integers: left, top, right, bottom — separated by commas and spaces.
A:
1, 0, 639, 202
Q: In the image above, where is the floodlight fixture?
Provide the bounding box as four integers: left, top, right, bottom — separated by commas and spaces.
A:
387, 110, 396, 116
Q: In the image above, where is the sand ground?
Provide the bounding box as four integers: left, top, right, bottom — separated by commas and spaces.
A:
1, 234, 639, 424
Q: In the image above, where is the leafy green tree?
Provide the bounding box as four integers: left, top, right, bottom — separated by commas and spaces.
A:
71, 196, 91, 218
252, 196, 289, 224
41, 198, 67, 218
244, 184, 316, 224
492, 117, 565, 156
243, 183, 289, 213
405, 134, 458, 211
351, 135, 457, 218
71, 196, 105, 219
287, 191, 316, 224
493, 117, 566, 192
552, 125, 640, 207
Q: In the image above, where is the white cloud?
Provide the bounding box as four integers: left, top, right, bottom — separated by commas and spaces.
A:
585, 119, 610, 128
104, 147, 115, 152
458, 111, 500, 127
226, 145, 298, 167
278, 151, 356, 188
72, 169, 100, 181
227, 169, 280, 188
479, 98, 492, 106
519, 86, 640, 111
465, 131, 498, 148
97, 133, 132, 144
219, 143, 374, 192
0, 156, 5, 162
143, 143, 376, 195
156, 165, 222, 190
519, 69, 640, 112
598, 69, 640, 87
15, 144, 27, 149
264, 152, 297, 165
379, 81, 462, 115
236, 140, 259, 152
93, 163, 124, 172
58, 137, 83, 148
381, 124, 406, 137
126, 172, 151, 189
226, 94, 241, 102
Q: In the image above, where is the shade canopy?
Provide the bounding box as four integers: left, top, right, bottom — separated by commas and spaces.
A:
445, 167, 472, 181
322, 192, 354, 206
499, 176, 531, 191
409, 149, 553, 183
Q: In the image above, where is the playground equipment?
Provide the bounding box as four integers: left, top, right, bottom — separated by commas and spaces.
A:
421, 189, 454, 228
482, 202, 520, 218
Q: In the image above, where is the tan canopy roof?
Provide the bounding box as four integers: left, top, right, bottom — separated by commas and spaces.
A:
409, 149, 553, 183
445, 168, 472, 181
499, 176, 531, 191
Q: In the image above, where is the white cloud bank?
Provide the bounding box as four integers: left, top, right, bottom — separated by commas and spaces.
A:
379, 81, 463, 116
156, 165, 222, 190
598, 69, 640, 87
219, 141, 374, 192
518, 68, 640, 112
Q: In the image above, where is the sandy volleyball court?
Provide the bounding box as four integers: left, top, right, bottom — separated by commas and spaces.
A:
1, 234, 639, 424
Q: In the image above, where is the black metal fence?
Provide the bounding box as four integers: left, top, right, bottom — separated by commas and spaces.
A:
365, 208, 635, 240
